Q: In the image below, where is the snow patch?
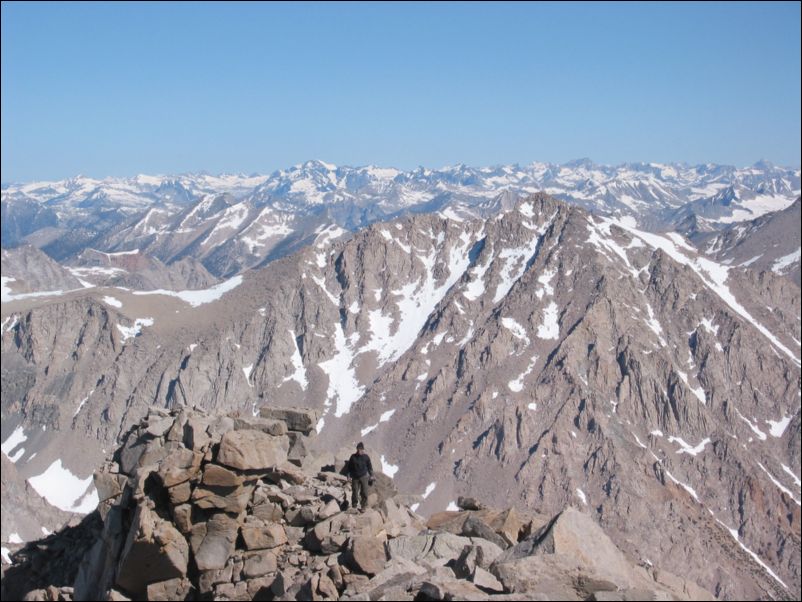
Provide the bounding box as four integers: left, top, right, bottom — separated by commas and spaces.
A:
132, 275, 243, 307
716, 194, 796, 224
781, 464, 801, 488
536, 268, 556, 299
311, 275, 340, 305
456, 324, 474, 347
361, 424, 378, 437
493, 213, 554, 303
319, 324, 364, 417
667, 436, 711, 456
508, 355, 538, 392
502, 317, 530, 345
735, 409, 767, 440
101, 295, 122, 308
757, 462, 800, 506
381, 455, 399, 478
716, 519, 787, 589
362, 236, 474, 365
1, 315, 19, 334
282, 330, 308, 390
463, 255, 491, 301
73, 390, 94, 417
699, 318, 719, 335
765, 415, 791, 438
537, 302, 559, 340
675, 370, 706, 404
240, 221, 293, 253
361, 404, 398, 436
664, 469, 700, 502
643, 303, 667, 346
27, 459, 98, 514
116, 317, 154, 342
1, 277, 69, 303
772, 248, 800, 274
1, 426, 27, 462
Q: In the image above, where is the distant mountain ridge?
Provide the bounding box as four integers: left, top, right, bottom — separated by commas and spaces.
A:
3, 160, 799, 280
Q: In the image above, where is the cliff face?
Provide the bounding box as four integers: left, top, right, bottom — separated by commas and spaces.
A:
2, 407, 713, 602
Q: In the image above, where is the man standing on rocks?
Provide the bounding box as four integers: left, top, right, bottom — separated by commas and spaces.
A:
346, 442, 374, 512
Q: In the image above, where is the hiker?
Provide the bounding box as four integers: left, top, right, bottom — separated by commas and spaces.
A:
346, 442, 374, 511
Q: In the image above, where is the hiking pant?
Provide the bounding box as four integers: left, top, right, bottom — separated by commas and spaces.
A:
351, 475, 370, 509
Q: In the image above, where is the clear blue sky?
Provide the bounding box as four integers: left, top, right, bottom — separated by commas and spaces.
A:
2, 1, 800, 182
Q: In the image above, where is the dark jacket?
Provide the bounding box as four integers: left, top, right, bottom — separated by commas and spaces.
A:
347, 452, 373, 479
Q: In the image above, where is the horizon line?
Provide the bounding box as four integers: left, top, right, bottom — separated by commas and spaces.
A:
3, 157, 801, 187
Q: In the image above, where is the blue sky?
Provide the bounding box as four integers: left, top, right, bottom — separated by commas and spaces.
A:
2, 1, 800, 181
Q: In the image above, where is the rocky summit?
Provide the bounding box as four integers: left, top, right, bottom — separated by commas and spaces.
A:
1, 407, 714, 601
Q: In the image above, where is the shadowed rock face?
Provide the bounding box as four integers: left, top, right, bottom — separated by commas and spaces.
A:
2, 194, 800, 599
1, 408, 713, 601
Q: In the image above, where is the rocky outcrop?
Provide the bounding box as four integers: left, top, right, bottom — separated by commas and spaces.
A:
2, 408, 713, 601
68, 249, 217, 291
1, 245, 83, 295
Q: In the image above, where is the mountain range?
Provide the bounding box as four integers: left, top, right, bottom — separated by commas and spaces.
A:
1, 161, 800, 600
2, 160, 799, 281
